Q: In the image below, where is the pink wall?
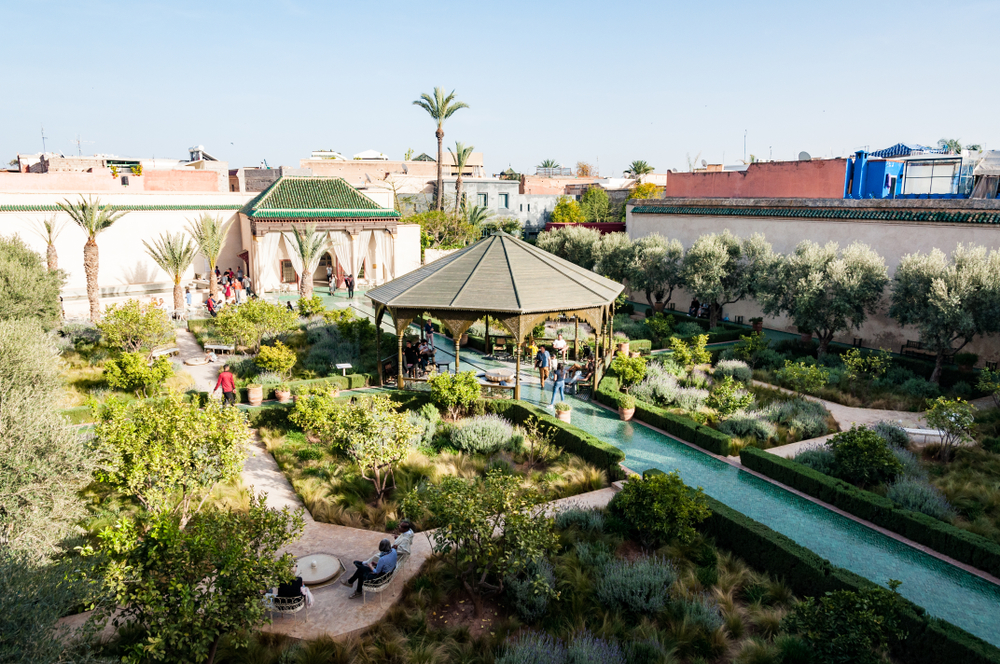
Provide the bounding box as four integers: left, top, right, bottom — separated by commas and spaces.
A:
144, 169, 220, 191
663, 159, 847, 199
0, 169, 222, 193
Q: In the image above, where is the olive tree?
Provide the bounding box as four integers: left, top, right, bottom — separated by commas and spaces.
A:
592, 231, 636, 284
682, 230, 775, 328
758, 241, 888, 356
0, 234, 64, 329
628, 233, 684, 308
535, 224, 602, 269
889, 245, 1000, 383
215, 297, 298, 353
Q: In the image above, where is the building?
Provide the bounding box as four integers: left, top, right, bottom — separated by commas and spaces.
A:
661, 159, 848, 199
844, 147, 990, 200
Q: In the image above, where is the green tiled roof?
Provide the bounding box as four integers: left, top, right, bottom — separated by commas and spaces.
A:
0, 204, 242, 213
631, 205, 1000, 225
242, 176, 399, 220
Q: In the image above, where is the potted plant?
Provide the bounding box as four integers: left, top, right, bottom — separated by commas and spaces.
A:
750, 317, 764, 333
618, 339, 630, 356
618, 393, 636, 421
955, 352, 978, 372
275, 383, 292, 404
653, 291, 666, 312
554, 401, 572, 423
247, 383, 263, 407
797, 326, 812, 345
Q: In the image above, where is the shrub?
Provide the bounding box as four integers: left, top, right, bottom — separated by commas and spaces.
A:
407, 411, 437, 448
505, 558, 556, 623
719, 411, 777, 443
295, 446, 323, 461
451, 414, 514, 454
428, 370, 481, 419
732, 331, 772, 368
826, 426, 903, 488
674, 321, 704, 338
496, 632, 566, 664
713, 359, 752, 384
254, 371, 282, 385
900, 377, 940, 399
887, 478, 957, 521
255, 341, 296, 377
869, 420, 909, 449
565, 631, 625, 663
103, 352, 173, 397
574, 541, 614, 568
793, 447, 837, 475
925, 397, 977, 462
215, 298, 298, 353
631, 370, 678, 407
674, 387, 709, 412
644, 312, 675, 341
228, 356, 258, 379
617, 393, 636, 410
760, 398, 830, 440
755, 348, 786, 371
610, 352, 646, 391
707, 375, 754, 417
296, 295, 325, 317
776, 360, 829, 394
669, 334, 710, 367
595, 556, 676, 614
97, 299, 174, 354
609, 471, 711, 547
555, 507, 605, 533
681, 592, 725, 632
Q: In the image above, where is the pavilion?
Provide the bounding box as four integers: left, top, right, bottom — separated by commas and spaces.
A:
366, 231, 624, 399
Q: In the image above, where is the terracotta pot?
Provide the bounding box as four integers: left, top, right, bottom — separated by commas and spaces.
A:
556, 409, 572, 423
275, 389, 292, 404
619, 407, 635, 421
247, 385, 263, 407
460, 334, 469, 346
653, 302, 665, 312
752, 322, 763, 333
618, 341, 630, 356
631, 351, 641, 358
799, 332, 812, 344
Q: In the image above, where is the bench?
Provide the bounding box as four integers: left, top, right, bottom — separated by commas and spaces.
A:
204, 343, 235, 354
150, 346, 180, 359
264, 594, 308, 621
362, 552, 409, 606
900, 340, 935, 360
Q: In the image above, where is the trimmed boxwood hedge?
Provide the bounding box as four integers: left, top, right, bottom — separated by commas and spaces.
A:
699, 493, 1000, 664
740, 447, 1000, 580
596, 371, 731, 456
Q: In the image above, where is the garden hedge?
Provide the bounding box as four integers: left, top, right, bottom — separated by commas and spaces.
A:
596, 371, 731, 456
699, 494, 1000, 664
740, 447, 1000, 580
483, 399, 626, 473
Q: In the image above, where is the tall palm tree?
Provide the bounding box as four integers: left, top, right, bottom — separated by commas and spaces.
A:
449, 141, 475, 215
57, 196, 128, 321
538, 159, 560, 169
144, 232, 199, 312
31, 215, 67, 271
185, 213, 234, 297
289, 224, 329, 299
413, 88, 469, 211
624, 160, 655, 180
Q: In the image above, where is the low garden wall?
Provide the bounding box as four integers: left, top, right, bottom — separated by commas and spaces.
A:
740, 447, 1000, 579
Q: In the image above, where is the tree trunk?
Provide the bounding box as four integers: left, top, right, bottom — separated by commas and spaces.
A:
931, 351, 945, 384
645, 289, 655, 308
173, 279, 184, 312
84, 238, 100, 321
817, 333, 832, 357
300, 271, 313, 299
708, 302, 719, 329
208, 259, 218, 297
46, 243, 58, 271
206, 635, 221, 664
455, 173, 463, 215
462, 579, 484, 617
435, 127, 444, 211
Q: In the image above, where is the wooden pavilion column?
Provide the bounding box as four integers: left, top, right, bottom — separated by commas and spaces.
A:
485, 315, 491, 358
397, 330, 405, 387
594, 309, 603, 389
374, 305, 384, 386
454, 332, 461, 374
514, 342, 522, 400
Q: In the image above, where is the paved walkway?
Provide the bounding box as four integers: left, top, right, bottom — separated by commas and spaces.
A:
175, 327, 222, 393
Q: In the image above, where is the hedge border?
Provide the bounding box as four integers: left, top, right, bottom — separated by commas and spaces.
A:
740, 447, 1000, 579
698, 493, 1000, 664
595, 371, 731, 456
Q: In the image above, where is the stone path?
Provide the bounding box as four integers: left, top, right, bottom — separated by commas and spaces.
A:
174, 327, 221, 393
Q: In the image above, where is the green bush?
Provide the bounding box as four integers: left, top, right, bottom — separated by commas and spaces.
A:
827, 426, 903, 488
296, 295, 325, 317
900, 377, 940, 399
706, 375, 754, 417
451, 414, 514, 454
776, 360, 829, 394
718, 411, 777, 442
574, 541, 614, 568
255, 341, 296, 377
870, 420, 910, 448
681, 592, 725, 632
103, 352, 173, 397
609, 471, 711, 548
887, 478, 957, 521
713, 359, 752, 384
428, 370, 481, 418
594, 556, 676, 615
504, 557, 555, 623
610, 352, 646, 390
793, 447, 837, 475
739, 447, 1000, 581
555, 507, 605, 533
669, 334, 710, 366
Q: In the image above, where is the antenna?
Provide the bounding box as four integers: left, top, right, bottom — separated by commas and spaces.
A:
71, 135, 94, 156
41, 125, 48, 153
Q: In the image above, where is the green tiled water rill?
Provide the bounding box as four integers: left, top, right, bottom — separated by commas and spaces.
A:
416, 338, 1000, 647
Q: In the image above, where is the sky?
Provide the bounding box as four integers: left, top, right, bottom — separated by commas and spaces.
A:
3, 0, 998, 177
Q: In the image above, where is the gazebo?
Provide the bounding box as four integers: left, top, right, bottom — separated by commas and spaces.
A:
366, 231, 624, 399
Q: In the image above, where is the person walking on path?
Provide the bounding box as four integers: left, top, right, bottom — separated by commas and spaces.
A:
214, 364, 237, 406
326, 265, 333, 286
345, 273, 355, 299
550, 361, 567, 405
535, 346, 551, 386
233, 277, 244, 304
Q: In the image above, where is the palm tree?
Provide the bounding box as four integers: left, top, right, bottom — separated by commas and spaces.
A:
538, 159, 560, 169
31, 215, 67, 271
144, 232, 199, 312
624, 160, 655, 180
413, 88, 469, 211
938, 138, 962, 154
57, 196, 128, 321
466, 204, 495, 227
185, 213, 234, 297
289, 224, 329, 299
449, 141, 475, 215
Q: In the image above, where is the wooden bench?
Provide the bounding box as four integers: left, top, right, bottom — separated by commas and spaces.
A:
900, 340, 934, 360
204, 343, 235, 354
150, 346, 180, 359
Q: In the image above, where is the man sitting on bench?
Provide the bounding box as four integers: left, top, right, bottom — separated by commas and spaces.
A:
343, 538, 397, 599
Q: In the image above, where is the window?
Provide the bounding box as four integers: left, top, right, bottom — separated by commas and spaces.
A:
319, 252, 333, 268
520, 203, 523, 212
477, 192, 488, 207
902, 159, 961, 195
281, 260, 296, 283
499, 193, 509, 209
527, 204, 531, 212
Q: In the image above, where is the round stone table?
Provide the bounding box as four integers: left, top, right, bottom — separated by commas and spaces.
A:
485, 367, 516, 383
296, 553, 344, 585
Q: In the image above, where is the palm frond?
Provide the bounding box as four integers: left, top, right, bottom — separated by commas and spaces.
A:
291, 224, 330, 275
449, 141, 475, 171
185, 214, 234, 264
57, 195, 128, 238
412, 87, 468, 125
143, 231, 198, 279
30, 214, 67, 245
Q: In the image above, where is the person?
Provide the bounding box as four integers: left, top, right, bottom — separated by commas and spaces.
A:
224, 281, 233, 303
206, 296, 218, 317
214, 266, 221, 280
403, 340, 419, 378
394, 520, 415, 555
344, 538, 397, 599
276, 564, 313, 607
535, 345, 551, 386
420, 340, 435, 372
424, 319, 434, 341
688, 298, 700, 317
243, 276, 254, 298
236, 267, 244, 281
185, 287, 192, 308
552, 332, 568, 360
233, 277, 244, 304
345, 273, 355, 299
549, 360, 566, 405
214, 364, 236, 406
206, 349, 218, 363
326, 265, 333, 284
286, 301, 294, 312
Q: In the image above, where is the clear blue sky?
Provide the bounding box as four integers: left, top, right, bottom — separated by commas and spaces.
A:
3, 1, 997, 176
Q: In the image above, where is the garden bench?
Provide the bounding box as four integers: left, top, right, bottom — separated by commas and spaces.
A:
903, 428, 946, 446
264, 594, 308, 621
363, 552, 409, 606
204, 343, 235, 354
566, 379, 593, 396
900, 340, 935, 360
150, 346, 180, 359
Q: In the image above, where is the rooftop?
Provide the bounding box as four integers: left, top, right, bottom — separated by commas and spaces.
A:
241, 176, 399, 220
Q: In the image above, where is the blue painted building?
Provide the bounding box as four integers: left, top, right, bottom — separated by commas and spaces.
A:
844, 145, 980, 200
843, 151, 904, 199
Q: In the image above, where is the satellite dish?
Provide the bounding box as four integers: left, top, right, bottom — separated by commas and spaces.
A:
798, 151, 812, 161
701, 159, 707, 167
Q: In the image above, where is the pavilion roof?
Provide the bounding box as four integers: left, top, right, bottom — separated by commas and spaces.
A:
367, 231, 623, 314
241, 176, 400, 220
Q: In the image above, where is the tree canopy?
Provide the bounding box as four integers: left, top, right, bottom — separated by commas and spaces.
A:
215, 298, 299, 353
407, 210, 477, 250
550, 196, 584, 224
580, 186, 611, 223
97, 299, 175, 357
0, 234, 64, 329
592, 232, 636, 284
682, 230, 774, 328
628, 234, 684, 307
535, 225, 602, 270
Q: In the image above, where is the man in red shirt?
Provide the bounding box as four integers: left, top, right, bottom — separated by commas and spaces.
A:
214, 364, 236, 406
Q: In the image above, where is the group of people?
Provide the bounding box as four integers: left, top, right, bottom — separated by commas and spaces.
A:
688, 298, 710, 319
535, 336, 595, 406
403, 338, 437, 378
326, 266, 356, 299
205, 266, 255, 316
